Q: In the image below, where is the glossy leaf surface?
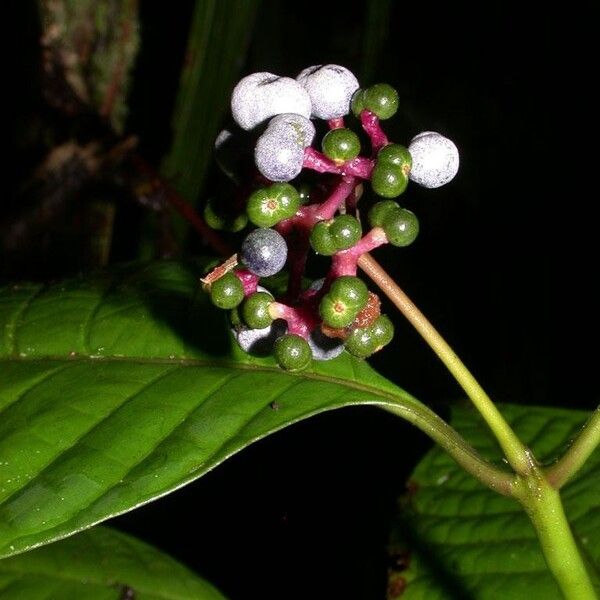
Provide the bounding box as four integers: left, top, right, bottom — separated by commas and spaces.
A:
0, 526, 225, 599
388, 404, 600, 599
0, 261, 425, 557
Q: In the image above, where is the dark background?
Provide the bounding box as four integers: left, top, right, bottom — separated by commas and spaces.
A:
12, 1, 599, 598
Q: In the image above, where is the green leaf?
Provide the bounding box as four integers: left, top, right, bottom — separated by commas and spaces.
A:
0, 261, 430, 557
0, 525, 225, 599
161, 0, 259, 213
388, 403, 600, 599
360, 0, 393, 83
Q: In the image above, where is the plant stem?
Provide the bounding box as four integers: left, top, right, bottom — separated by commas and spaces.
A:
546, 405, 600, 489
513, 475, 598, 599
382, 403, 514, 495
357, 253, 532, 475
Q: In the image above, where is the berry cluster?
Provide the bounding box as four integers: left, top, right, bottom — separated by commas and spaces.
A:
203, 65, 459, 371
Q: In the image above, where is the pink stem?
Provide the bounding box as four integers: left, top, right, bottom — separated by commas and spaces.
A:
235, 269, 259, 296
316, 175, 357, 220
328, 117, 345, 129
360, 110, 389, 153
269, 302, 318, 338
330, 228, 388, 277
303, 148, 375, 179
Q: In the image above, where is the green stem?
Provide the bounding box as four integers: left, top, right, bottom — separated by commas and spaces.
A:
381, 403, 514, 496
546, 405, 600, 489
514, 475, 598, 599
358, 253, 532, 474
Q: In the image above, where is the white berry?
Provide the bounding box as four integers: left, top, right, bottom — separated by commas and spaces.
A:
266, 113, 316, 148
231, 72, 311, 130
296, 64, 359, 120
408, 131, 459, 189
254, 114, 314, 182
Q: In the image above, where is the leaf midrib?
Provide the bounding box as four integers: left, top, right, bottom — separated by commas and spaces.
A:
0, 354, 412, 407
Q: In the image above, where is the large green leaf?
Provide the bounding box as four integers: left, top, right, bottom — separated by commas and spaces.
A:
0, 261, 435, 557
388, 403, 600, 599
0, 525, 225, 599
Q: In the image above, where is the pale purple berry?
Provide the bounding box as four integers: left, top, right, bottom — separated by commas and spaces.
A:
296, 64, 359, 120
231, 72, 311, 130
254, 130, 304, 182
235, 320, 287, 356
240, 228, 288, 277
408, 132, 460, 189
254, 113, 314, 182
308, 329, 345, 361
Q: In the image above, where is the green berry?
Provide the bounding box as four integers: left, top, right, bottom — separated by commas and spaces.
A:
363, 84, 399, 120
368, 200, 399, 228
319, 294, 357, 329
345, 314, 394, 358
377, 144, 412, 176
329, 276, 369, 309
242, 291, 273, 329
297, 183, 312, 205
345, 326, 376, 359
210, 272, 244, 309
322, 128, 361, 163
204, 201, 248, 232
370, 315, 394, 350
274, 334, 312, 371
310, 221, 337, 256
246, 183, 300, 227
329, 214, 362, 250
383, 208, 419, 247
350, 88, 367, 117
371, 161, 408, 198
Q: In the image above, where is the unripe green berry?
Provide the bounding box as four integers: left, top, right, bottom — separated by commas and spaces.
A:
242, 291, 274, 329
210, 272, 244, 309
297, 183, 312, 205
371, 161, 408, 198
321, 128, 361, 163
310, 221, 337, 256
319, 294, 357, 329
377, 144, 412, 176
370, 315, 394, 350
368, 200, 399, 228
204, 201, 248, 232
350, 88, 366, 117
344, 326, 376, 359
274, 334, 312, 371
363, 84, 399, 120
383, 208, 419, 247
329, 276, 369, 309
329, 214, 362, 250
246, 183, 300, 227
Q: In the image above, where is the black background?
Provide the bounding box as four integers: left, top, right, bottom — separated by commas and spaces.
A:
12, 1, 599, 598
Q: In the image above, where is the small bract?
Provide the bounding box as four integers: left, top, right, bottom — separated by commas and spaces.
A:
408, 131, 459, 189
240, 228, 288, 277
297, 64, 359, 120
231, 72, 312, 130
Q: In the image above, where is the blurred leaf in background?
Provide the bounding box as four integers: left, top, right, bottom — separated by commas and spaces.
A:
160, 0, 260, 242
